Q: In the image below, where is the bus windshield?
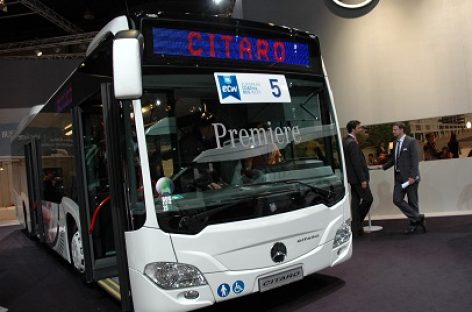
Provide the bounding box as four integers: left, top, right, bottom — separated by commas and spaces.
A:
140, 73, 344, 234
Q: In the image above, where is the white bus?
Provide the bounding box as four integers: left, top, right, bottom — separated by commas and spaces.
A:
11, 11, 352, 312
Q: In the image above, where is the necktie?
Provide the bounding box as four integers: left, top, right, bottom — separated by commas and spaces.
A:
395, 140, 401, 170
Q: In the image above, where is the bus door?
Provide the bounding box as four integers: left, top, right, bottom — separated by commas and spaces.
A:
73, 83, 133, 310
73, 88, 117, 282
101, 82, 133, 310
24, 139, 44, 241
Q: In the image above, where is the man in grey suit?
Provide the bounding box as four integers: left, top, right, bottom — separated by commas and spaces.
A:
382, 121, 426, 234
343, 120, 373, 237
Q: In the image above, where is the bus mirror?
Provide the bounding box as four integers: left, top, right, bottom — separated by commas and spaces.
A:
113, 31, 143, 100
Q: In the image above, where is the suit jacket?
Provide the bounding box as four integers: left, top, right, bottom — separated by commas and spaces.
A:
343, 135, 369, 185
383, 135, 420, 182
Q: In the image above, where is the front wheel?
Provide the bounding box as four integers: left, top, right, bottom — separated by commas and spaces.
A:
70, 226, 85, 274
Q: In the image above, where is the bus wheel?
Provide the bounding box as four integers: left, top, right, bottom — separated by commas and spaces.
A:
70, 226, 85, 274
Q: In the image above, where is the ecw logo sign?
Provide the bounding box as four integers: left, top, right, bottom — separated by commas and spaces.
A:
217, 75, 241, 101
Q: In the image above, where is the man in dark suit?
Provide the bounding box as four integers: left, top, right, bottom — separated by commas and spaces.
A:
343, 120, 373, 237
382, 121, 426, 234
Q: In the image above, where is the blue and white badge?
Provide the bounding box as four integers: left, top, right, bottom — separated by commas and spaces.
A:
214, 73, 291, 104
217, 75, 241, 101
232, 280, 245, 294
217, 283, 230, 297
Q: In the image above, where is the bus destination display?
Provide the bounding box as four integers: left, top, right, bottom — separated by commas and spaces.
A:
152, 27, 311, 67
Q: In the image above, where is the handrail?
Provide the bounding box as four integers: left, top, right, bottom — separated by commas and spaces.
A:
89, 195, 111, 234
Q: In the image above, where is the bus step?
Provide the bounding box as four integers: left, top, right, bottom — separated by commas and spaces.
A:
97, 277, 120, 301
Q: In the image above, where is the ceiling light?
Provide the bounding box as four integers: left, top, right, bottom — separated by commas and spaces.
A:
35, 49, 43, 57
0, 0, 7, 12
213, 0, 223, 5
83, 10, 95, 20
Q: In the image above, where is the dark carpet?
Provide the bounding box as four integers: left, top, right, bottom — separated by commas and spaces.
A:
0, 225, 121, 312
1, 215, 471, 312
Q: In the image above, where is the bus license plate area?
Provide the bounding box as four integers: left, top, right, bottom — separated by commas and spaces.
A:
258, 266, 303, 292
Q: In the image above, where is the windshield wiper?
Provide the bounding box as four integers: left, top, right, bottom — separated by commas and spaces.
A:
241, 179, 334, 201
283, 180, 335, 201
176, 198, 252, 233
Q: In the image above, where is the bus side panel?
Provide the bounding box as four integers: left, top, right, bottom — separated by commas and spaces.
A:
13, 192, 25, 230
126, 228, 187, 311
125, 227, 177, 272
48, 197, 80, 263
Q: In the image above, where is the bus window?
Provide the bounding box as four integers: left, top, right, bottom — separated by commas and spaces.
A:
120, 101, 146, 229
140, 74, 345, 234
31, 109, 75, 245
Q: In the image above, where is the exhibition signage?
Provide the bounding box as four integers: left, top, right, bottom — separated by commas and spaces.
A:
214, 72, 291, 104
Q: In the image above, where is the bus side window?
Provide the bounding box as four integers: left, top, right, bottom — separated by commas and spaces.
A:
121, 102, 146, 229
42, 169, 64, 203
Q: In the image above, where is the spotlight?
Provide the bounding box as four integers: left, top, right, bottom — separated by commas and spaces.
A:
0, 0, 7, 12
35, 49, 43, 57
83, 10, 95, 20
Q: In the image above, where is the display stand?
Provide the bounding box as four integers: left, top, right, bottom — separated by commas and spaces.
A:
363, 212, 383, 233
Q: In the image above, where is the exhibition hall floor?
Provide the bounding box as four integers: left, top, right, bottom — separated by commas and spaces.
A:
1, 215, 471, 312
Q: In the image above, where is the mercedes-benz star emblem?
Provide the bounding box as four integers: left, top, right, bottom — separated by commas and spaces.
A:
270, 242, 287, 263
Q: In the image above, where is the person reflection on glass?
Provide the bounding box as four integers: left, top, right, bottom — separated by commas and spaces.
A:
447, 132, 460, 158
242, 143, 282, 183
423, 133, 440, 161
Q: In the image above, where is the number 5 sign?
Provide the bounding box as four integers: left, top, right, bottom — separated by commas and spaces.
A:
214, 73, 291, 104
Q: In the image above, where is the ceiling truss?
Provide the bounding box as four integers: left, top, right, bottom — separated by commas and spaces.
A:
19, 0, 82, 33
0, 0, 90, 59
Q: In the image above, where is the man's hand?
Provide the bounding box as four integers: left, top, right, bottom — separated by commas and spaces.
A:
361, 181, 368, 189
408, 177, 416, 185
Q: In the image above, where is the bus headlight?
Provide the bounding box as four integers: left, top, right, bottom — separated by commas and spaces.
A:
144, 262, 208, 289
333, 221, 351, 248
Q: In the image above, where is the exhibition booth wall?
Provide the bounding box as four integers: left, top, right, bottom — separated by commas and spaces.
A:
242, 0, 472, 218
370, 158, 472, 219
242, 0, 472, 126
